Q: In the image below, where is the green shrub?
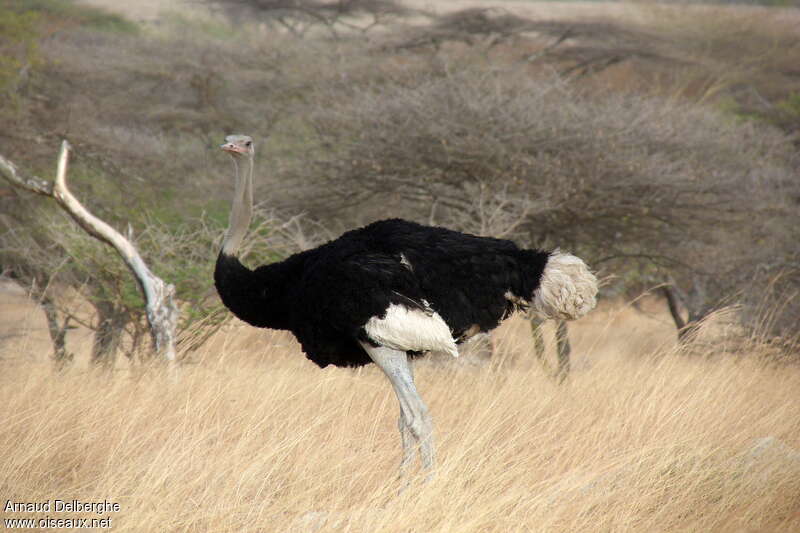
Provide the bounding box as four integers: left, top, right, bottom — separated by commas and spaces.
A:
3, 0, 137, 33
0, 7, 40, 98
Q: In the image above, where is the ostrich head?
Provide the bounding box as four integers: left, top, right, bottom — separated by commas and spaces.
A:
220, 134, 254, 157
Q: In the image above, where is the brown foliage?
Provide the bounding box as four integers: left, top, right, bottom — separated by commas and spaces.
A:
287, 67, 799, 335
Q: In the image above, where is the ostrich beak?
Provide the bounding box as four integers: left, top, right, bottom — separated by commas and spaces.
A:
221, 142, 245, 155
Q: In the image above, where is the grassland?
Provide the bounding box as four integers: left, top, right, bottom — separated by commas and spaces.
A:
2, 304, 799, 532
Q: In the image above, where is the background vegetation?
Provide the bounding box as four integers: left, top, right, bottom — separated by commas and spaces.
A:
1, 0, 798, 362
0, 0, 796, 342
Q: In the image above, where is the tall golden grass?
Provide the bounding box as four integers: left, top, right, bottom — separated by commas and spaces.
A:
2, 305, 799, 532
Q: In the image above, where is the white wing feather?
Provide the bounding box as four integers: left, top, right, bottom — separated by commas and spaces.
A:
364, 304, 459, 358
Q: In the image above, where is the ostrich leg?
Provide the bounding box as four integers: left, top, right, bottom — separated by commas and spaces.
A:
398, 414, 415, 474
360, 343, 436, 473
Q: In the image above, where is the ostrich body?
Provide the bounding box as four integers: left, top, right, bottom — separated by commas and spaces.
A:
214, 135, 598, 473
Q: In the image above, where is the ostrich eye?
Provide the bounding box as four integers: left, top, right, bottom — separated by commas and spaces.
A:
245, 141, 252, 147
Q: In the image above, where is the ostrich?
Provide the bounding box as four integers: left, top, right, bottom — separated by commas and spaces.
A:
214, 134, 598, 474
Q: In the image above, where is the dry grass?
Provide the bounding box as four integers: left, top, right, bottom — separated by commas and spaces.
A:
2, 304, 799, 532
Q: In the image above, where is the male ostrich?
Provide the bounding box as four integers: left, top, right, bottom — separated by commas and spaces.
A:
214, 134, 598, 473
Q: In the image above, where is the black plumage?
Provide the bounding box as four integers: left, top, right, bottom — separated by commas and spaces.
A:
215, 218, 550, 368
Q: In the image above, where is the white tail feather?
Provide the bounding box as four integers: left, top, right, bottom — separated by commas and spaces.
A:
532, 251, 598, 320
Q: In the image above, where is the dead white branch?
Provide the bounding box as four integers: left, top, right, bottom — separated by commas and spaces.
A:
0, 152, 53, 196
0, 141, 178, 362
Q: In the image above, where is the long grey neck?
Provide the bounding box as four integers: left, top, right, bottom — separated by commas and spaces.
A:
221, 154, 254, 257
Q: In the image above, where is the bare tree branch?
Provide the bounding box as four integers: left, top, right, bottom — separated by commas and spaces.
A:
0, 141, 179, 362
0, 154, 53, 197
521, 27, 574, 63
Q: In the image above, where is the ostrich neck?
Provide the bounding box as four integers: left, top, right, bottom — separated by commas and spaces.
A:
215, 151, 295, 330
221, 155, 253, 257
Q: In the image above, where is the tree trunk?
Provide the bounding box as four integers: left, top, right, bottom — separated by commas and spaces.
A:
40, 295, 73, 369
661, 283, 705, 343
90, 301, 128, 366
28, 280, 74, 369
